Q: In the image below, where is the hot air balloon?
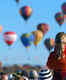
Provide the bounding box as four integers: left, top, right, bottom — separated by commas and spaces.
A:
0, 25, 2, 33
19, 6, 32, 21
4, 31, 17, 46
32, 30, 43, 46
61, 2, 66, 20
21, 33, 35, 48
37, 23, 49, 35
44, 38, 55, 51
39, 67, 53, 80
16, 0, 20, 3
55, 12, 64, 26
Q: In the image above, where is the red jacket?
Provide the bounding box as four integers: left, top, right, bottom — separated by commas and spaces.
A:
47, 50, 66, 80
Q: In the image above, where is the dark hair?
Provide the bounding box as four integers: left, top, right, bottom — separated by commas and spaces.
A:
55, 32, 64, 44
55, 32, 64, 58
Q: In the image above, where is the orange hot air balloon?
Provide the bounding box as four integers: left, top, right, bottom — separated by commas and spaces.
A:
32, 30, 43, 46
0, 25, 2, 33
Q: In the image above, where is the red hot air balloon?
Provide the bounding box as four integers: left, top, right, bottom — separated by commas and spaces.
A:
19, 6, 32, 21
4, 31, 17, 46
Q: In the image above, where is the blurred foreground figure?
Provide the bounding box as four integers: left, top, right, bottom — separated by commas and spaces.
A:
47, 32, 66, 80
29, 70, 38, 80
1, 73, 8, 80
38, 66, 53, 80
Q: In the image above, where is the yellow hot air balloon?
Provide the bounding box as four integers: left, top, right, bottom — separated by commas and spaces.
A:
32, 30, 43, 46
0, 25, 2, 33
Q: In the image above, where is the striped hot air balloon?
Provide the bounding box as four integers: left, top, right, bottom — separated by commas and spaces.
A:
4, 31, 17, 46
39, 68, 53, 80
19, 6, 32, 21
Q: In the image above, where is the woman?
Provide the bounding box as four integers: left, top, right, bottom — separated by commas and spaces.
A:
47, 32, 66, 80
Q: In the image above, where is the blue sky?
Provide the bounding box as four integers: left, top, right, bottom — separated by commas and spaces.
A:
0, 0, 66, 66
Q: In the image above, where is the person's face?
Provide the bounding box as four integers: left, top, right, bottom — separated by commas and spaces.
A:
61, 34, 66, 52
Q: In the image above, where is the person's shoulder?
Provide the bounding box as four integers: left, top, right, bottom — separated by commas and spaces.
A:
50, 51, 55, 56
49, 51, 55, 58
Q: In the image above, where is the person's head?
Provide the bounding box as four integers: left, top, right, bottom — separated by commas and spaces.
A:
39, 67, 53, 80
55, 32, 66, 58
55, 32, 64, 44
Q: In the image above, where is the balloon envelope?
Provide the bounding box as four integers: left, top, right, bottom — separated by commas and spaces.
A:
19, 6, 32, 20
32, 30, 43, 46
44, 38, 55, 51
55, 12, 64, 26
37, 23, 49, 35
61, 2, 66, 19
0, 25, 2, 33
21, 33, 35, 48
16, 0, 20, 3
4, 31, 17, 46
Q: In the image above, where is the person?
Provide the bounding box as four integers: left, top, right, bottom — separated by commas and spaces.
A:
1, 73, 8, 80
47, 32, 66, 80
38, 66, 53, 80
29, 70, 38, 80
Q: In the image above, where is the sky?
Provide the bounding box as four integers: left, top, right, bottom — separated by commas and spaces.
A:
0, 0, 66, 66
